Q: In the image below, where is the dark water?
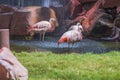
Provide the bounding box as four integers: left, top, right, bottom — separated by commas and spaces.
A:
10, 37, 120, 53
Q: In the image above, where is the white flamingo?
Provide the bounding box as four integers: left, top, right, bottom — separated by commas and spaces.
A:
58, 30, 83, 47
28, 18, 57, 41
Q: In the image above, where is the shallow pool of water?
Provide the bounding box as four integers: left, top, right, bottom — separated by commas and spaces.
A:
10, 37, 120, 53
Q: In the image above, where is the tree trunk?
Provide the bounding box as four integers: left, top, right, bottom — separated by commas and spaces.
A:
0, 29, 10, 48
102, 0, 120, 8
0, 13, 13, 29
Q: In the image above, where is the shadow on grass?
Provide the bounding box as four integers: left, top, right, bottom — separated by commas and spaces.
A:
10, 44, 37, 52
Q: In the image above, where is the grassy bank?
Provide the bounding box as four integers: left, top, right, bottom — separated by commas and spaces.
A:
13, 51, 120, 80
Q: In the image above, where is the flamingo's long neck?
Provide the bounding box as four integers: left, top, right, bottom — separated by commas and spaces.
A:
49, 21, 56, 32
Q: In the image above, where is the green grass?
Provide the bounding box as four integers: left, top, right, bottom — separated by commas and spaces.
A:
13, 51, 120, 80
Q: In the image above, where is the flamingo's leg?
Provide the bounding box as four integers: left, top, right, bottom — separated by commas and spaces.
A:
42, 31, 46, 41
71, 43, 74, 48
39, 33, 42, 41
68, 43, 70, 48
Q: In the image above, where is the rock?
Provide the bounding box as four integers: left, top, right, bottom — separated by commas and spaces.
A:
0, 64, 7, 80
10, 10, 30, 36
23, 6, 59, 27
0, 4, 17, 13
0, 47, 28, 80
